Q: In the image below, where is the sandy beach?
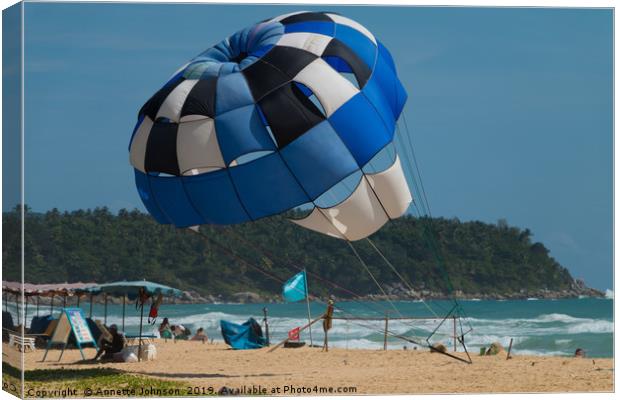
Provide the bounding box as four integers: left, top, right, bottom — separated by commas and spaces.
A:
4, 340, 613, 395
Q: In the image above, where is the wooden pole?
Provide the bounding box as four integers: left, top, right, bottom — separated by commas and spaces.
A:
104, 293, 108, 325
138, 303, 144, 362
303, 269, 313, 347
324, 327, 328, 352
77, 295, 80, 308
506, 338, 514, 360
15, 293, 20, 326
383, 312, 389, 351
36, 296, 40, 316
50, 296, 54, 315
263, 307, 270, 346
268, 314, 324, 353
24, 297, 29, 329
89, 293, 93, 318
453, 316, 457, 352
122, 295, 126, 332
62, 294, 67, 309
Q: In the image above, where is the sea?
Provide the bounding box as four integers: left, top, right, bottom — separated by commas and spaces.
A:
12, 297, 613, 358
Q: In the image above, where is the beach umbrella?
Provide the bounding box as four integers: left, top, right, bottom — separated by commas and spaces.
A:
87, 280, 183, 361
128, 11, 410, 241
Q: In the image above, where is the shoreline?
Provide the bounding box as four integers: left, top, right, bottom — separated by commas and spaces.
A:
3, 341, 613, 395
46, 291, 607, 306
24, 296, 609, 307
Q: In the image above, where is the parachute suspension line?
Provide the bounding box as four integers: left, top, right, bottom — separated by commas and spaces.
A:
396, 118, 455, 298
191, 227, 294, 288
326, 148, 444, 318
219, 224, 397, 317
397, 114, 475, 336
365, 238, 439, 318
345, 241, 406, 320
242, 219, 445, 336
188, 227, 445, 354
290, 180, 412, 321
401, 113, 433, 217
394, 123, 428, 216
223, 222, 432, 345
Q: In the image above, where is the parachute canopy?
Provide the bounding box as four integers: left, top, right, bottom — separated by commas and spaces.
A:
130, 11, 410, 240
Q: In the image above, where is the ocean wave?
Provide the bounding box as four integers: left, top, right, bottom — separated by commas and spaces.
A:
466, 313, 608, 325
12, 299, 611, 357
566, 320, 613, 334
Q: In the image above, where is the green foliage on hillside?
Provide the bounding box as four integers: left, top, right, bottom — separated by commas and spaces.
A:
2, 206, 575, 296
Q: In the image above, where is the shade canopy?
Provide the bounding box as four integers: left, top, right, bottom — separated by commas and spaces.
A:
87, 280, 183, 299
2, 281, 98, 297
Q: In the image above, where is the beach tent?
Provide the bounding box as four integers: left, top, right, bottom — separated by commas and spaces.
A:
86, 280, 183, 361
220, 318, 266, 350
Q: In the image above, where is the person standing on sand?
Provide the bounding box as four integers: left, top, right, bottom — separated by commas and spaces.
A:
322, 299, 335, 352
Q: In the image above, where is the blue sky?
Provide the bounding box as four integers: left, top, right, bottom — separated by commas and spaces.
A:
8, 4, 613, 289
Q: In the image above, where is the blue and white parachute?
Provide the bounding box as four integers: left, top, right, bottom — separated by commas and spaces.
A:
129, 11, 411, 241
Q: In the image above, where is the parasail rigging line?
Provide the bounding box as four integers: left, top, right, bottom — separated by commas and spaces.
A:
402, 113, 433, 217
189, 226, 470, 363
366, 237, 439, 318
346, 241, 406, 319
220, 222, 444, 340
281, 147, 414, 321
395, 120, 455, 295
190, 227, 407, 335
219, 223, 399, 317
327, 156, 445, 317
396, 113, 475, 336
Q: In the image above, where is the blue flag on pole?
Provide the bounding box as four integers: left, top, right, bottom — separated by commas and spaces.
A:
282, 271, 307, 302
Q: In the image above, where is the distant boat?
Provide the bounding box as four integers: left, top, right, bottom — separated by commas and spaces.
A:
526, 297, 539, 301
605, 289, 614, 299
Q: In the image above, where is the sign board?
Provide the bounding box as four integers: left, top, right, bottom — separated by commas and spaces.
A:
42, 308, 98, 361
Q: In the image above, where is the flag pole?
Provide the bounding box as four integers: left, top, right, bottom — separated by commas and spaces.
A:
304, 269, 313, 346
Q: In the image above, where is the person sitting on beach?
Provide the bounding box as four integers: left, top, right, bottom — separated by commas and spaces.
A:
159, 317, 172, 339
171, 324, 191, 340
93, 324, 126, 362
159, 317, 171, 333
191, 327, 208, 343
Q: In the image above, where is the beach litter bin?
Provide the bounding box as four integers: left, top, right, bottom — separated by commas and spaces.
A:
140, 343, 157, 361
122, 345, 140, 362
479, 347, 486, 356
